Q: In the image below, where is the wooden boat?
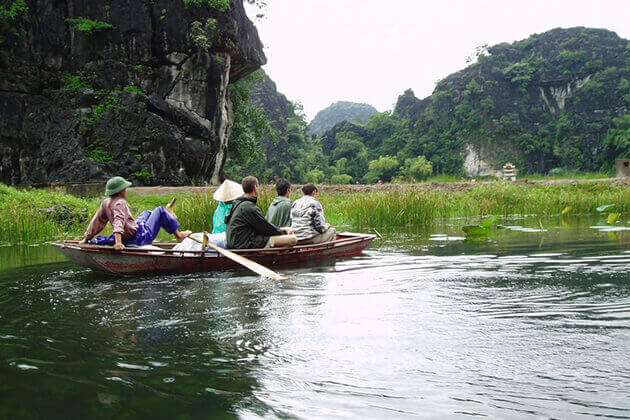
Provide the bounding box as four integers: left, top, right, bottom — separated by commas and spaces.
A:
52, 232, 376, 276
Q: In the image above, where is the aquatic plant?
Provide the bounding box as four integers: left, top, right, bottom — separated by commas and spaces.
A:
320, 183, 630, 227
0, 182, 627, 245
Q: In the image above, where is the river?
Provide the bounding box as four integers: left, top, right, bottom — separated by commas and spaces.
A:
0, 216, 628, 418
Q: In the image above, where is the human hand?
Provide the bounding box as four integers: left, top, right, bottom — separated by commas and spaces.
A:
114, 242, 125, 251
283, 227, 295, 234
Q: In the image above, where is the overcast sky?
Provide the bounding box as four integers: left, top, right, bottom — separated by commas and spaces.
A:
246, 0, 630, 121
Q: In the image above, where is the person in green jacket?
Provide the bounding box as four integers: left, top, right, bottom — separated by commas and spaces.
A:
266, 178, 292, 227
211, 179, 244, 234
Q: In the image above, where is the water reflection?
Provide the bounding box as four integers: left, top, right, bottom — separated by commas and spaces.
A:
0, 215, 629, 418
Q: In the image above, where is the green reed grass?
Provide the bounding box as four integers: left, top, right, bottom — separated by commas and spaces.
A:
320, 183, 630, 227
0, 182, 627, 244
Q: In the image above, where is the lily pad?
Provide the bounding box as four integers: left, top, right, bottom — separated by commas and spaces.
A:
481, 216, 499, 228
596, 204, 616, 213
607, 213, 621, 224
462, 225, 491, 238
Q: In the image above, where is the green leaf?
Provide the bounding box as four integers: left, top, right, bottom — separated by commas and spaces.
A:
561, 206, 572, 215
481, 216, 498, 228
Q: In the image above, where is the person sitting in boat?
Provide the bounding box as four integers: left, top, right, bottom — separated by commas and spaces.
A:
291, 183, 336, 244
226, 176, 298, 249
79, 176, 191, 250
266, 178, 292, 228
212, 179, 244, 234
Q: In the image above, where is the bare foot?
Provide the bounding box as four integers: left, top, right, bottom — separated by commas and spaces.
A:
175, 230, 192, 243
165, 197, 177, 218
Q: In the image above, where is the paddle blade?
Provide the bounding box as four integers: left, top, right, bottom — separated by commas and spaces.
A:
206, 243, 283, 280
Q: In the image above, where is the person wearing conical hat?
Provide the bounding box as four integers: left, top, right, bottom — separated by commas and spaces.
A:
211, 179, 244, 234
79, 176, 191, 250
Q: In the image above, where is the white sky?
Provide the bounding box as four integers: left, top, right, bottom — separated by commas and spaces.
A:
246, 0, 630, 121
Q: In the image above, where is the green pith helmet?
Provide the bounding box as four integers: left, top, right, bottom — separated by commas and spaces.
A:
105, 176, 133, 196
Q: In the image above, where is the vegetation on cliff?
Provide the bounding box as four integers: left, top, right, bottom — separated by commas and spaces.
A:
354, 27, 630, 178
226, 27, 629, 184
308, 101, 378, 136
0, 0, 265, 186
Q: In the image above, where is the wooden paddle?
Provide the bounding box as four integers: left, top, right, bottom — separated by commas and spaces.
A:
186, 232, 283, 280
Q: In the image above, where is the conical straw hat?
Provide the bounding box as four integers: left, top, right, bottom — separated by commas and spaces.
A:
213, 179, 244, 202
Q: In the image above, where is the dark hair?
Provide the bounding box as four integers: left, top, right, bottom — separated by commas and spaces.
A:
275, 178, 291, 196
302, 183, 318, 195
242, 176, 258, 194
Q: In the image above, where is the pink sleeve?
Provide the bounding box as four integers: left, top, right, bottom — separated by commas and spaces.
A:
84, 202, 107, 239
111, 201, 127, 235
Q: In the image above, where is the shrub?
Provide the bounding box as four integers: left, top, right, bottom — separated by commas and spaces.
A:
84, 140, 113, 163
66, 17, 114, 34
402, 156, 433, 181
61, 73, 93, 91
133, 168, 153, 185
363, 156, 400, 183
190, 18, 218, 50
305, 169, 326, 183
123, 85, 147, 97
602, 114, 630, 163
330, 174, 353, 184
555, 50, 588, 74
184, 0, 229, 12
501, 55, 541, 91
548, 167, 569, 176
0, 0, 28, 40
85, 91, 124, 128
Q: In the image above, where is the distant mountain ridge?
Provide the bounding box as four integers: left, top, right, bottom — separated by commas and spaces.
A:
308, 101, 378, 136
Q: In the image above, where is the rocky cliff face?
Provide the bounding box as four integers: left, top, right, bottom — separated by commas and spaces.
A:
0, 0, 265, 185
248, 70, 293, 162
394, 27, 630, 176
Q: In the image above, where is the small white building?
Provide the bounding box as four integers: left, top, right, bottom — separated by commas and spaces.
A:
502, 163, 517, 181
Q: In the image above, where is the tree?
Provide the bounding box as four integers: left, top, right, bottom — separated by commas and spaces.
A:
305, 169, 326, 183
603, 115, 630, 166
402, 156, 433, 181
330, 174, 353, 184
364, 156, 400, 183
331, 131, 369, 179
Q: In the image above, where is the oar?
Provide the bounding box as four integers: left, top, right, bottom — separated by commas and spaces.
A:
186, 233, 283, 280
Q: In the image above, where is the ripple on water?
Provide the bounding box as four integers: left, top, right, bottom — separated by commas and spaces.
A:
0, 221, 629, 418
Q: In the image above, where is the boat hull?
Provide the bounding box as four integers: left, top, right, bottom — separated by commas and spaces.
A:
52, 233, 375, 276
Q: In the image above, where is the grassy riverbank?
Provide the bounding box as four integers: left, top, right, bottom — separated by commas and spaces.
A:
0, 182, 628, 245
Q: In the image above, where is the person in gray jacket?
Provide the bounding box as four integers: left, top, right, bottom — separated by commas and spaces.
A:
290, 183, 336, 244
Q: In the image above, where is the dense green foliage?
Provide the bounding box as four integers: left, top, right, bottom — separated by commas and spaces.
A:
84, 140, 113, 164
0, 0, 26, 34
225, 72, 332, 183
184, 0, 230, 12
603, 114, 630, 161
388, 28, 630, 176
0, 182, 626, 244
308, 101, 378, 136
66, 17, 114, 34
0, 0, 27, 55
190, 18, 218, 50
226, 28, 629, 184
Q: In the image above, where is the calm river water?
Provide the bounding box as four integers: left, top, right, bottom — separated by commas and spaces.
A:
0, 216, 628, 418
